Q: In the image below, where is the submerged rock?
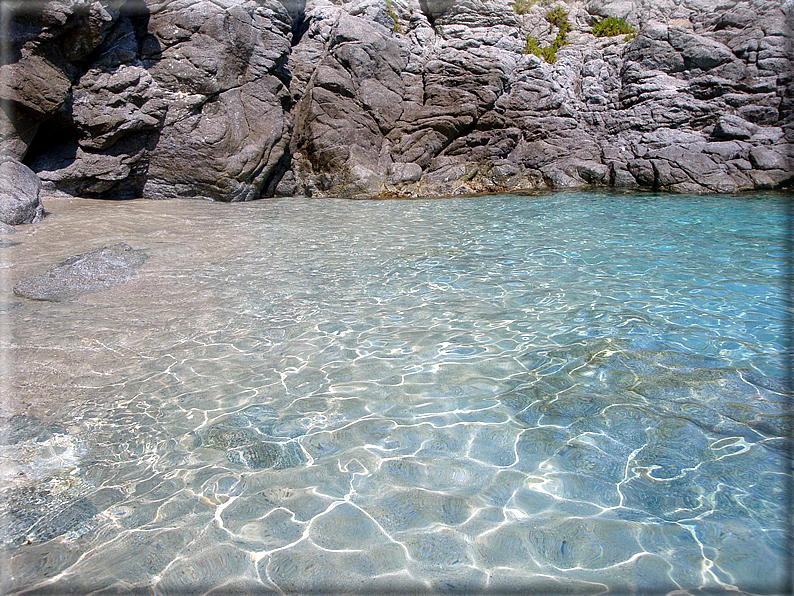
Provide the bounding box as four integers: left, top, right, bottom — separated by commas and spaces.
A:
227, 440, 307, 470
195, 408, 308, 470
1, 479, 98, 546
0, 420, 100, 547
0, 414, 63, 446
13, 243, 147, 302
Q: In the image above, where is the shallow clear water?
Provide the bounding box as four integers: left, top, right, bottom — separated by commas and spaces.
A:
1, 191, 791, 595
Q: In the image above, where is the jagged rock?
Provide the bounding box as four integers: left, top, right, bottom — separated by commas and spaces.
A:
0, 0, 126, 160
3, 0, 793, 198
667, 28, 734, 71
713, 114, 759, 140
749, 146, 789, 171
13, 243, 147, 302
13, 0, 294, 201
141, 0, 295, 201
0, 158, 44, 225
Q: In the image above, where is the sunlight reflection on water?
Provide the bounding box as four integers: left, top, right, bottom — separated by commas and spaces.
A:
1, 191, 791, 595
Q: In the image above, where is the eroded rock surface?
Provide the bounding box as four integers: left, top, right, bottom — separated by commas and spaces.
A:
5, 0, 294, 201
2, 0, 792, 198
13, 243, 147, 301
285, 0, 793, 196
0, 157, 44, 225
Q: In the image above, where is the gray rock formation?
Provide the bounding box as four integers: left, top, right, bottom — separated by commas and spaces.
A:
1, 0, 792, 199
284, 0, 792, 196
0, 157, 44, 225
5, 0, 294, 201
13, 243, 147, 301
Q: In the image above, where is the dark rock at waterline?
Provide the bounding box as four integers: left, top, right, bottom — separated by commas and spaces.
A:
281, 0, 793, 196
0, 158, 44, 225
13, 243, 147, 302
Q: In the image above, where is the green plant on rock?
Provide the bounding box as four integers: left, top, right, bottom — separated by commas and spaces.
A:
545, 5, 571, 33
513, 0, 554, 16
525, 35, 542, 57
524, 6, 571, 63
385, 0, 401, 32
512, 0, 535, 15
591, 16, 636, 40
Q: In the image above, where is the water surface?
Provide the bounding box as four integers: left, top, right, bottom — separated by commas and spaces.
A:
1, 191, 791, 594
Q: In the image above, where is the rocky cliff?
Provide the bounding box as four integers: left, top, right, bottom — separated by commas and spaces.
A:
1, 0, 791, 208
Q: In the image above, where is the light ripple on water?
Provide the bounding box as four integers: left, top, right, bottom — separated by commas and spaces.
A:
1, 191, 791, 594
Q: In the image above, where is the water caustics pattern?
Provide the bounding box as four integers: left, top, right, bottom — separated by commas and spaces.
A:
1, 192, 791, 595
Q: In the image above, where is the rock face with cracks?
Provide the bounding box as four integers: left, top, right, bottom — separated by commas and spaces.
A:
3, 0, 293, 202
1, 0, 792, 201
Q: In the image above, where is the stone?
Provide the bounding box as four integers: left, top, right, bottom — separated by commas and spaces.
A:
667, 29, 734, 71
0, 158, 44, 225
13, 243, 147, 302
585, 0, 638, 21
388, 162, 423, 183
748, 169, 794, 189
712, 115, 760, 140
2, 483, 97, 547
702, 140, 746, 161
627, 159, 655, 187
0, 56, 72, 117
749, 146, 788, 171
196, 412, 307, 470
227, 440, 306, 470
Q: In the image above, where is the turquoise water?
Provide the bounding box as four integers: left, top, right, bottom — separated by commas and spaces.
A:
1, 191, 791, 594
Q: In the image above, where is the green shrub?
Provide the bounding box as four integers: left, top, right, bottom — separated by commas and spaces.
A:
524, 6, 571, 63
513, 0, 556, 15
525, 36, 542, 56
513, 0, 535, 15
385, 0, 401, 32
545, 6, 571, 33
591, 16, 636, 39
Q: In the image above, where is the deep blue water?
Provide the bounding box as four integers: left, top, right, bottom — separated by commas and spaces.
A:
2, 191, 792, 594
